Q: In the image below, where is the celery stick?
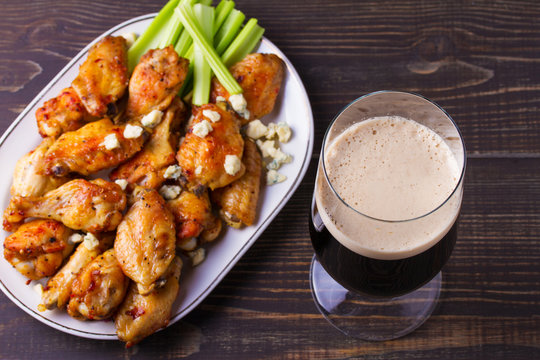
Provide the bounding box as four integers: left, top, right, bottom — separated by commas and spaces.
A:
174, 29, 193, 56
158, 13, 184, 48
221, 18, 264, 67
214, 9, 245, 54
192, 4, 214, 106
214, 1, 235, 35
177, 2, 243, 94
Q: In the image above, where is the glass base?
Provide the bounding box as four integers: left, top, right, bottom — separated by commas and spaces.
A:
309, 255, 441, 341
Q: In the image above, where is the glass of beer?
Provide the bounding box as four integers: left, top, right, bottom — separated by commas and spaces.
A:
309, 91, 466, 340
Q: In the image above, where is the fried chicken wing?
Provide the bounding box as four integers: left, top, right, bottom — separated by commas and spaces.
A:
72, 36, 128, 117
114, 188, 176, 295
3, 178, 126, 233
38, 118, 146, 177
126, 46, 189, 119
3, 219, 74, 280
11, 138, 68, 197
41, 234, 113, 309
211, 53, 285, 123
177, 104, 245, 190
212, 139, 262, 228
110, 98, 186, 189
115, 257, 182, 348
67, 248, 129, 320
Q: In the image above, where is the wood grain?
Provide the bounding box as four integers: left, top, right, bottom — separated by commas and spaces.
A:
0, 0, 539, 359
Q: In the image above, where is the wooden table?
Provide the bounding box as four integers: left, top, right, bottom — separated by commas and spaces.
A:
1, 0, 539, 358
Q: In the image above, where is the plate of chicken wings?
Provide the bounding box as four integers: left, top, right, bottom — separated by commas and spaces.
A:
0, 14, 313, 344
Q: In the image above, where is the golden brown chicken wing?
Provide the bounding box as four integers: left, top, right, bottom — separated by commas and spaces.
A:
72, 36, 129, 117
212, 139, 262, 228
3, 219, 74, 280
115, 256, 182, 348
38, 118, 146, 177
35, 87, 96, 138
10, 138, 68, 197
41, 234, 113, 310
210, 53, 285, 123
3, 178, 126, 233
110, 98, 186, 190
126, 46, 189, 119
177, 104, 245, 190
114, 187, 176, 295
67, 248, 129, 320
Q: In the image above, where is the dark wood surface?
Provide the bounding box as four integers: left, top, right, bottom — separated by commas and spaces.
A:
1, 0, 539, 359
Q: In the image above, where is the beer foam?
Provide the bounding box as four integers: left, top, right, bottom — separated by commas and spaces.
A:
315, 116, 462, 260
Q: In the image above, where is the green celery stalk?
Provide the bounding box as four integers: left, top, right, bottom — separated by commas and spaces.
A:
214, 9, 245, 54
214, 1, 235, 35
173, 0, 212, 56
192, 4, 214, 106
221, 18, 264, 67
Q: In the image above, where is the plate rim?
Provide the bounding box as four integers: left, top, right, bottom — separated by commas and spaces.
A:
0, 13, 314, 340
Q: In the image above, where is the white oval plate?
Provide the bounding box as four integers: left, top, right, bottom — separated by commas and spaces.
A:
0, 14, 313, 339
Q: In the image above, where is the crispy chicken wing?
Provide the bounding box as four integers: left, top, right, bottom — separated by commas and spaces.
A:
3, 219, 74, 280
3, 178, 126, 233
10, 138, 68, 197
212, 139, 262, 228
126, 46, 189, 119
72, 36, 129, 117
115, 257, 182, 347
114, 188, 176, 295
211, 53, 285, 123
67, 248, 129, 320
38, 118, 146, 177
36, 87, 96, 138
41, 234, 113, 309
177, 103, 245, 190
110, 98, 186, 189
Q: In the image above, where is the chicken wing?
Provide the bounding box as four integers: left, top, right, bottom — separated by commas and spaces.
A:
3, 219, 74, 280
67, 248, 129, 320
11, 138, 68, 197
41, 234, 113, 309
3, 178, 126, 233
71, 36, 129, 117
110, 97, 186, 190
114, 187, 176, 295
212, 139, 262, 228
38, 118, 146, 177
126, 46, 189, 119
210, 53, 285, 123
115, 257, 182, 348
177, 103, 245, 190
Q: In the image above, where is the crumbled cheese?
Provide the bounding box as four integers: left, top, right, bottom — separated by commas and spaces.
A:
178, 237, 198, 251
202, 109, 221, 123
101, 134, 120, 150
68, 233, 83, 245
276, 122, 292, 143
33, 283, 44, 296
159, 185, 181, 200
192, 120, 213, 138
188, 248, 206, 266
163, 165, 182, 180
265, 123, 277, 139
224, 155, 242, 176
266, 149, 293, 170
195, 166, 202, 175
114, 179, 128, 190
229, 94, 250, 119
124, 124, 144, 139
83, 233, 99, 250
215, 95, 226, 103
121, 32, 138, 48
256, 139, 278, 158
267, 169, 287, 185
141, 109, 163, 128
245, 119, 268, 140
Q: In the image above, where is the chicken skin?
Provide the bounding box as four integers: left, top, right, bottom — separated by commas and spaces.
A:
126, 46, 189, 119
3, 219, 74, 280
212, 139, 262, 228
41, 234, 113, 310
115, 257, 182, 347
10, 138, 68, 197
38, 118, 146, 177
110, 98, 186, 190
177, 103, 245, 190
211, 53, 285, 123
3, 178, 126, 233
114, 188, 176, 295
67, 249, 129, 320
72, 36, 129, 117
